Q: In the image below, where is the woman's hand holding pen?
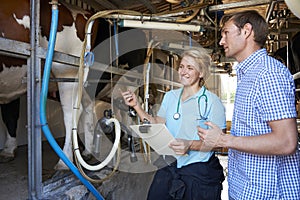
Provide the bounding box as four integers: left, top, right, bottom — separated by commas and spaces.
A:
120, 89, 138, 108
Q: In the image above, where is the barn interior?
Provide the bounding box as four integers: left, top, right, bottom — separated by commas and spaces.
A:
0, 0, 300, 199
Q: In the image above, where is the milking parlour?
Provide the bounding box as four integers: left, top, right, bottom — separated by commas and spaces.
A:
0, 0, 300, 199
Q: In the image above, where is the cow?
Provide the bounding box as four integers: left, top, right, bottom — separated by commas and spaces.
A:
0, 0, 148, 170
0, 0, 96, 169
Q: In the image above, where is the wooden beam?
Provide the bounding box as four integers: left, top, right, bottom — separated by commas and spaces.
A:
89, 0, 118, 10
136, 0, 158, 13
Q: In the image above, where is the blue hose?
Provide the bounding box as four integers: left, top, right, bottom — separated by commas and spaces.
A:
40, 7, 104, 200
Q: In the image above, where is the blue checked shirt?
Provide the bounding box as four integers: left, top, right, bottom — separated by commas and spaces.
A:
229, 49, 300, 200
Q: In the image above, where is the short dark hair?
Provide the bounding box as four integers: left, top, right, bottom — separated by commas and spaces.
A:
220, 10, 268, 47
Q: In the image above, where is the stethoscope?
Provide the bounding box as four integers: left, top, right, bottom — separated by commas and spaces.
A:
173, 87, 208, 120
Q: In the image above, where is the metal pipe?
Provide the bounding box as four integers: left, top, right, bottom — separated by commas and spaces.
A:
28, 0, 42, 198
144, 63, 151, 113
209, 0, 277, 12
107, 13, 190, 23
265, 0, 277, 22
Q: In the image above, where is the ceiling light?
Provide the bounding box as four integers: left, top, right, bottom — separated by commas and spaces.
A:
119, 19, 202, 32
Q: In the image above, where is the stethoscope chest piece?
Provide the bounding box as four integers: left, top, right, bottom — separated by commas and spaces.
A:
173, 113, 180, 120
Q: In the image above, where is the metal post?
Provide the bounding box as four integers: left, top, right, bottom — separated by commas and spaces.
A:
28, 0, 42, 199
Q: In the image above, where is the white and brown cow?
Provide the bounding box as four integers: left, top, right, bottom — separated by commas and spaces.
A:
0, 1, 98, 170
0, 1, 148, 170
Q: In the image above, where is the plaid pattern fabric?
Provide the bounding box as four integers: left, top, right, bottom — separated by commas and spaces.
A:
229, 49, 300, 200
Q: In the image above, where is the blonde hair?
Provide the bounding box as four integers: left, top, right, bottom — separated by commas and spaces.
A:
181, 47, 212, 86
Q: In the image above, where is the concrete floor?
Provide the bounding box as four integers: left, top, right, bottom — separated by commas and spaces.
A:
0, 141, 59, 200
0, 141, 229, 200
219, 155, 229, 200
0, 144, 28, 200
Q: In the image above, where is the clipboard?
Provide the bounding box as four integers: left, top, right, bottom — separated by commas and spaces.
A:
130, 124, 176, 156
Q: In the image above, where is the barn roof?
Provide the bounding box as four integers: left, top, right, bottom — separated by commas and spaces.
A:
62, 0, 300, 36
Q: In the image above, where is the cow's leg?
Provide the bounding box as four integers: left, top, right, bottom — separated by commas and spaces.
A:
0, 98, 20, 162
54, 82, 81, 170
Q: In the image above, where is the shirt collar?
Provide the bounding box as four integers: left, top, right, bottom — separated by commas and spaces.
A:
195, 86, 206, 98
236, 48, 267, 77
175, 86, 206, 101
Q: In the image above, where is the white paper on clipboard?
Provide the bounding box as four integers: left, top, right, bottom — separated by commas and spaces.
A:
130, 124, 176, 156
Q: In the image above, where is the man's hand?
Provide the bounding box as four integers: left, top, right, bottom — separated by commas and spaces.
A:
197, 121, 226, 149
